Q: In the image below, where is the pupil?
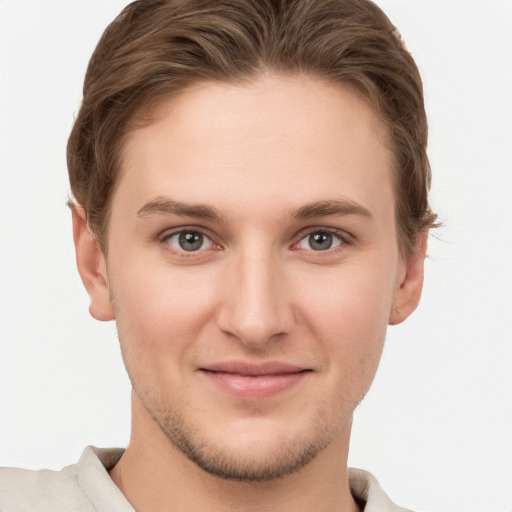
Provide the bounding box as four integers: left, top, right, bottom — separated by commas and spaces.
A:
309, 233, 332, 251
179, 232, 203, 251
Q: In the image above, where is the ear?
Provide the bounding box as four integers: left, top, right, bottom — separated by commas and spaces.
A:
72, 206, 115, 321
389, 231, 428, 326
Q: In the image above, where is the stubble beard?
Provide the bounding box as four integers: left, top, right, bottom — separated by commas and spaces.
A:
112, 295, 368, 484
138, 391, 338, 482
111, 300, 337, 482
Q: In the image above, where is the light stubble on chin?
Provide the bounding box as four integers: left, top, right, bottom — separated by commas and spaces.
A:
139, 396, 337, 482
113, 293, 374, 483
118, 341, 370, 483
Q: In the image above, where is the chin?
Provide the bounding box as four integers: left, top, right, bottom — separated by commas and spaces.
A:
145, 397, 343, 482
165, 425, 332, 482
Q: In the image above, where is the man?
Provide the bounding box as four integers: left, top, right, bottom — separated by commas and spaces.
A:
0, 0, 437, 510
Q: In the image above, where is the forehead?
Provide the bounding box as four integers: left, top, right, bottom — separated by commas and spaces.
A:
116, 74, 394, 224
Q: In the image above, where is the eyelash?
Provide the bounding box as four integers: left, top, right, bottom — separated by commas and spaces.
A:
292, 227, 351, 253
160, 227, 220, 256
158, 226, 352, 256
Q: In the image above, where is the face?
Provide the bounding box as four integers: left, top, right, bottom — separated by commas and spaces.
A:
78, 74, 424, 481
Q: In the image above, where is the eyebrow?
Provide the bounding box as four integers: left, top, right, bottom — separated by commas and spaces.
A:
137, 197, 223, 221
292, 199, 372, 221
136, 197, 372, 222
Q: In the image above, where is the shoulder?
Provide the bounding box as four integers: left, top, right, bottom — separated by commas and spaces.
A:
0, 463, 94, 511
349, 468, 413, 512
0, 445, 127, 512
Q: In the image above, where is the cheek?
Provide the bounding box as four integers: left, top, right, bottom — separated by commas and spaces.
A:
296, 261, 395, 367
109, 258, 218, 364
299, 272, 391, 413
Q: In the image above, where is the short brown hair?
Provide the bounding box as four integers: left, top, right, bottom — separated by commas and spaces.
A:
67, 0, 437, 256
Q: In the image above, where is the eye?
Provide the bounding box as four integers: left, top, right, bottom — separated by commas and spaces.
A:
297, 231, 344, 251
163, 230, 214, 252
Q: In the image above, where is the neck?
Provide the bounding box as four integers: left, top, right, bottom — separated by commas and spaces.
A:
109, 392, 360, 512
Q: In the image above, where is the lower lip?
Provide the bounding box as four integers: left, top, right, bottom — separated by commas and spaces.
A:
201, 370, 308, 400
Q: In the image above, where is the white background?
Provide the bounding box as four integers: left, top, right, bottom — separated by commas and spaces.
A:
1, 1, 511, 511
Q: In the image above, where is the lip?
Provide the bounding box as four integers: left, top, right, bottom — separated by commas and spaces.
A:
199, 361, 311, 400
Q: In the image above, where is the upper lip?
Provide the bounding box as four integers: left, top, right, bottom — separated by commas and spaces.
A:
200, 361, 309, 376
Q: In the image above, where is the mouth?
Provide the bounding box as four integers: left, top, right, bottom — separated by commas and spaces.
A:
199, 361, 312, 400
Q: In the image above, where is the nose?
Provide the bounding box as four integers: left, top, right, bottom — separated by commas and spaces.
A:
216, 248, 294, 349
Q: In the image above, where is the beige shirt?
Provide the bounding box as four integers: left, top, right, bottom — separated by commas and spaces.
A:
0, 446, 412, 511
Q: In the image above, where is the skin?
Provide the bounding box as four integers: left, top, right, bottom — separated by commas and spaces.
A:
73, 73, 427, 512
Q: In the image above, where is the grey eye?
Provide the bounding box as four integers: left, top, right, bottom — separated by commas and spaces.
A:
309, 233, 333, 251
298, 232, 343, 251
166, 231, 212, 252
179, 232, 204, 251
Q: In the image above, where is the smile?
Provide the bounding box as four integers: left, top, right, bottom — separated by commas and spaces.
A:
199, 362, 312, 400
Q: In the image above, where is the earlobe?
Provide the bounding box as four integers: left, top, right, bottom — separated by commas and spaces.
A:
388, 231, 428, 326
71, 206, 115, 321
